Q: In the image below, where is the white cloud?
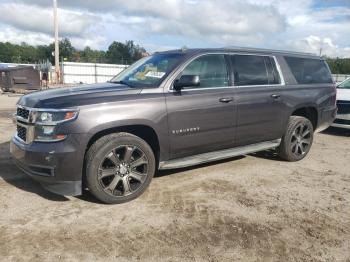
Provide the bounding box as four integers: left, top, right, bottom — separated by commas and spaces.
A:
0, 27, 52, 46
70, 36, 107, 50
0, 0, 349, 57
109, 0, 286, 45
0, 25, 107, 50
4, 0, 286, 46
289, 35, 350, 57
0, 2, 101, 37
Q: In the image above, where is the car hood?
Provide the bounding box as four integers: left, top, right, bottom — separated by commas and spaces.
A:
17, 83, 143, 109
337, 88, 350, 101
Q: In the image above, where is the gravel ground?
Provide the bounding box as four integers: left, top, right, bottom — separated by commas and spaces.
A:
0, 92, 22, 110
0, 103, 349, 261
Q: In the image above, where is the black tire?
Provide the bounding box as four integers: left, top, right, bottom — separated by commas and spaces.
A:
85, 132, 156, 204
277, 116, 314, 162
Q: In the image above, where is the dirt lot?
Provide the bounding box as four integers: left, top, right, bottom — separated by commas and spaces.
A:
0, 94, 349, 261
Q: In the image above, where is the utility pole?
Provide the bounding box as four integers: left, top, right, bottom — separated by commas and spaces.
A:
53, 0, 60, 84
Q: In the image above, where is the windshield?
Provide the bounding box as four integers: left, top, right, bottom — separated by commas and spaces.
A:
338, 78, 350, 89
110, 53, 184, 87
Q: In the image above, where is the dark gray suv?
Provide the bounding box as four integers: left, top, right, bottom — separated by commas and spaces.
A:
10, 48, 337, 204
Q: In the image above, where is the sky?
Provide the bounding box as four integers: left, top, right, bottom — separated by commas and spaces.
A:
0, 0, 349, 57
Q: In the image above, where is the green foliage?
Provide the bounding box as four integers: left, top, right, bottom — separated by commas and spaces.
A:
106, 40, 145, 64
0, 39, 146, 65
1, 39, 349, 74
80, 47, 106, 63
326, 58, 350, 74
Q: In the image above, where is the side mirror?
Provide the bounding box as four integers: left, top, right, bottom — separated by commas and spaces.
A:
173, 75, 200, 91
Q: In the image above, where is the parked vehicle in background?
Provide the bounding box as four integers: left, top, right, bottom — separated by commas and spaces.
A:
332, 77, 350, 129
10, 47, 336, 204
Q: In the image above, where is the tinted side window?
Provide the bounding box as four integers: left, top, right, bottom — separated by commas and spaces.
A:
284, 56, 333, 84
233, 55, 269, 86
181, 54, 229, 89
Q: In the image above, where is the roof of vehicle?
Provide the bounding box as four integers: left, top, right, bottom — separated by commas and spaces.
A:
0, 66, 35, 72
156, 47, 320, 59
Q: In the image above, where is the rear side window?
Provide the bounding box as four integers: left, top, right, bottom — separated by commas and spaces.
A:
232, 55, 281, 86
284, 57, 333, 84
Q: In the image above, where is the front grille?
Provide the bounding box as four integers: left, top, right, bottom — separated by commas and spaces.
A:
17, 125, 27, 142
337, 100, 350, 115
17, 107, 30, 120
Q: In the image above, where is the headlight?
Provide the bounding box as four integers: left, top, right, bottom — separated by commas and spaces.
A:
34, 110, 78, 125
31, 109, 78, 142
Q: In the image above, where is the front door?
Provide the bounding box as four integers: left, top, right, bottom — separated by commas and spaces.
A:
165, 54, 236, 159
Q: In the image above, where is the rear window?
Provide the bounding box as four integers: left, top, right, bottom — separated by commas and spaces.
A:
232, 55, 281, 86
284, 57, 333, 84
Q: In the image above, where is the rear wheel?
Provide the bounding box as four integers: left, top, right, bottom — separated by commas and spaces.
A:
277, 116, 314, 161
85, 133, 156, 204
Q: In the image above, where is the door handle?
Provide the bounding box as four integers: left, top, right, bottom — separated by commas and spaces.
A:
271, 94, 281, 99
219, 97, 234, 103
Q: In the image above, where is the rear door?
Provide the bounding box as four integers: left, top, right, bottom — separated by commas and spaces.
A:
231, 54, 287, 146
165, 54, 236, 159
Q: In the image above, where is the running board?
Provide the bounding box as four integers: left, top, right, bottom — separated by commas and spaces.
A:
159, 139, 281, 170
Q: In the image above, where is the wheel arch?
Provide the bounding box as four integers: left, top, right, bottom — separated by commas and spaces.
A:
290, 106, 318, 130
85, 124, 161, 163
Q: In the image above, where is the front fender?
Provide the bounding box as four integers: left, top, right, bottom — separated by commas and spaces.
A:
59, 98, 170, 162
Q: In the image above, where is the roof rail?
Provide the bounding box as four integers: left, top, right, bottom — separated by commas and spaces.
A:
222, 46, 317, 56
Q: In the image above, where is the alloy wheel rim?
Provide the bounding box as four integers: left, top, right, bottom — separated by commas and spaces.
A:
290, 123, 312, 156
98, 145, 149, 197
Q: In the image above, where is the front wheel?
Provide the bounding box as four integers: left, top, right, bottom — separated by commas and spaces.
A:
85, 133, 156, 204
277, 116, 314, 162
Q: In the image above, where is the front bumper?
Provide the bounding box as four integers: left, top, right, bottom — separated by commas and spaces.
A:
331, 114, 350, 129
10, 134, 87, 196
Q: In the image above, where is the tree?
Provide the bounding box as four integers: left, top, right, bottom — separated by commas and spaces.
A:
106, 40, 145, 64
36, 45, 52, 62
81, 46, 106, 63
326, 58, 350, 74
0, 39, 147, 65
59, 38, 75, 61
47, 38, 75, 63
